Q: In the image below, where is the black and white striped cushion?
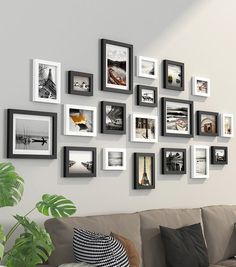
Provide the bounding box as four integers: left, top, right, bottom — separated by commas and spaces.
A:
73, 228, 130, 267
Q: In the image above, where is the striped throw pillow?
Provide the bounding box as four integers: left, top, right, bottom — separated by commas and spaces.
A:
73, 228, 130, 267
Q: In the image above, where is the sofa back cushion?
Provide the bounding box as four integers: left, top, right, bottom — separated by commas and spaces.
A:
139, 208, 203, 267
202, 205, 236, 264
44, 213, 142, 267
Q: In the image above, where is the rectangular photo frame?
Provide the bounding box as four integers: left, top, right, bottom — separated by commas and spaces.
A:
137, 85, 158, 107
163, 60, 184, 91
162, 148, 186, 175
197, 111, 219, 136
68, 71, 93, 96
211, 146, 228, 165
137, 56, 158, 79
221, 113, 234, 137
103, 148, 126, 171
191, 145, 209, 179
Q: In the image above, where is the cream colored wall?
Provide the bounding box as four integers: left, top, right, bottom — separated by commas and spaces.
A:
1, 0, 236, 234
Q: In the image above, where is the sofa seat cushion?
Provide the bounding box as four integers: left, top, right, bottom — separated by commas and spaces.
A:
59, 264, 95, 267
217, 259, 236, 266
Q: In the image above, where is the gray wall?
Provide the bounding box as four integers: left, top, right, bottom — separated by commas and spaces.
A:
1, 0, 236, 232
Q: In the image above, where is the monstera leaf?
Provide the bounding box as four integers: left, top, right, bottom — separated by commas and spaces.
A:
4, 215, 54, 267
0, 225, 6, 260
0, 162, 24, 208
36, 194, 77, 218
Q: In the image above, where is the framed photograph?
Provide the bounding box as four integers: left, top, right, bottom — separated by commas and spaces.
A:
134, 153, 155, 189
131, 114, 158, 143
103, 148, 126, 170
221, 113, 234, 137
162, 148, 186, 175
64, 147, 96, 177
101, 101, 126, 134
101, 39, 133, 94
192, 76, 210, 97
163, 60, 184, 91
211, 146, 228, 165
7, 109, 57, 159
191, 145, 209, 179
33, 59, 61, 104
137, 56, 157, 79
68, 71, 93, 96
137, 85, 157, 107
64, 104, 97, 137
197, 111, 219, 136
161, 97, 194, 138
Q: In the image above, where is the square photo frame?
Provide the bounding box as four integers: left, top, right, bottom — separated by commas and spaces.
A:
68, 71, 93, 96
7, 109, 57, 159
163, 60, 184, 91
211, 146, 228, 165
64, 104, 97, 137
192, 76, 210, 97
101, 39, 133, 94
137, 56, 157, 79
191, 145, 209, 179
103, 148, 126, 171
137, 85, 158, 107
33, 59, 61, 104
131, 114, 158, 143
161, 97, 194, 138
162, 148, 186, 175
197, 111, 219, 136
64, 146, 96, 177
101, 101, 126, 135
134, 153, 155, 189
221, 113, 234, 137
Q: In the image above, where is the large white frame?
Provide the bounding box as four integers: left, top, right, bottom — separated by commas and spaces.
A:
130, 113, 158, 143
192, 76, 210, 97
191, 145, 209, 179
33, 59, 61, 104
137, 56, 158, 79
64, 104, 97, 137
221, 113, 234, 137
103, 148, 126, 171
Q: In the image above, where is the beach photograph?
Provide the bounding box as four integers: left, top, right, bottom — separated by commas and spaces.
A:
69, 150, 93, 174
196, 148, 207, 175
108, 151, 123, 167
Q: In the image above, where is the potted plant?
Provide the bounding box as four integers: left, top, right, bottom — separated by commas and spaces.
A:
0, 162, 77, 267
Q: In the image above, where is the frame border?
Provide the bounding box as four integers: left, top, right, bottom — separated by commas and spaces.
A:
137, 56, 158, 79
191, 145, 209, 179
197, 110, 219, 136
68, 71, 93, 96
211, 146, 228, 165
221, 113, 234, 137
192, 76, 210, 97
162, 148, 186, 175
103, 148, 127, 170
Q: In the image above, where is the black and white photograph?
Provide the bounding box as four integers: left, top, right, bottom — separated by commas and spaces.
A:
103, 148, 126, 170
197, 111, 219, 136
131, 114, 157, 143
64, 147, 96, 177
137, 85, 157, 107
162, 148, 186, 174
137, 56, 157, 79
191, 145, 209, 179
221, 113, 234, 137
162, 98, 193, 138
64, 104, 97, 137
7, 109, 57, 159
68, 71, 93, 96
211, 146, 228, 165
101, 39, 133, 94
134, 153, 155, 189
33, 59, 61, 104
163, 60, 184, 91
101, 101, 126, 134
192, 77, 210, 97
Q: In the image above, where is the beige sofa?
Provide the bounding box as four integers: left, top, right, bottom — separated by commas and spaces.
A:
43, 205, 236, 267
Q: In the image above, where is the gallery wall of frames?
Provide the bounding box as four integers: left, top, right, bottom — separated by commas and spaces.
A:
6, 39, 233, 190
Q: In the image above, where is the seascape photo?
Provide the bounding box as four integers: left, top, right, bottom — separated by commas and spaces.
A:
105, 105, 124, 131
196, 148, 207, 175
141, 59, 155, 76
165, 151, 184, 172
69, 150, 93, 174
196, 79, 208, 94
138, 156, 152, 186
73, 76, 90, 92
141, 89, 154, 104
200, 114, 216, 134
135, 118, 156, 140
106, 44, 128, 90
69, 108, 93, 133
108, 151, 123, 167
167, 64, 182, 87
224, 116, 232, 135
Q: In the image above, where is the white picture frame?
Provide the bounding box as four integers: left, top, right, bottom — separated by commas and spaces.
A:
33, 59, 61, 104
64, 104, 97, 137
192, 76, 210, 97
103, 148, 126, 171
130, 113, 158, 143
221, 113, 234, 137
191, 145, 209, 179
137, 56, 157, 79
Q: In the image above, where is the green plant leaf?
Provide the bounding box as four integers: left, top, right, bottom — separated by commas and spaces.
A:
4, 215, 54, 267
0, 162, 24, 208
36, 194, 77, 218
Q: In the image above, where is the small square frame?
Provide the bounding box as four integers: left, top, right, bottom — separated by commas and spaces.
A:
137, 85, 158, 107
162, 148, 186, 175
103, 148, 126, 170
192, 76, 210, 97
197, 111, 219, 136
68, 71, 93, 96
137, 56, 158, 79
211, 146, 228, 165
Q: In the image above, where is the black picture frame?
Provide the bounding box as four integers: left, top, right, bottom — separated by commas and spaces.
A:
7, 109, 57, 159
101, 39, 133, 94
64, 146, 97, 177
101, 101, 126, 135
68, 71, 93, 96
137, 85, 157, 107
134, 153, 155, 190
197, 111, 219, 136
161, 97, 194, 138
211, 146, 228, 165
162, 148, 186, 175
163, 60, 185, 91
